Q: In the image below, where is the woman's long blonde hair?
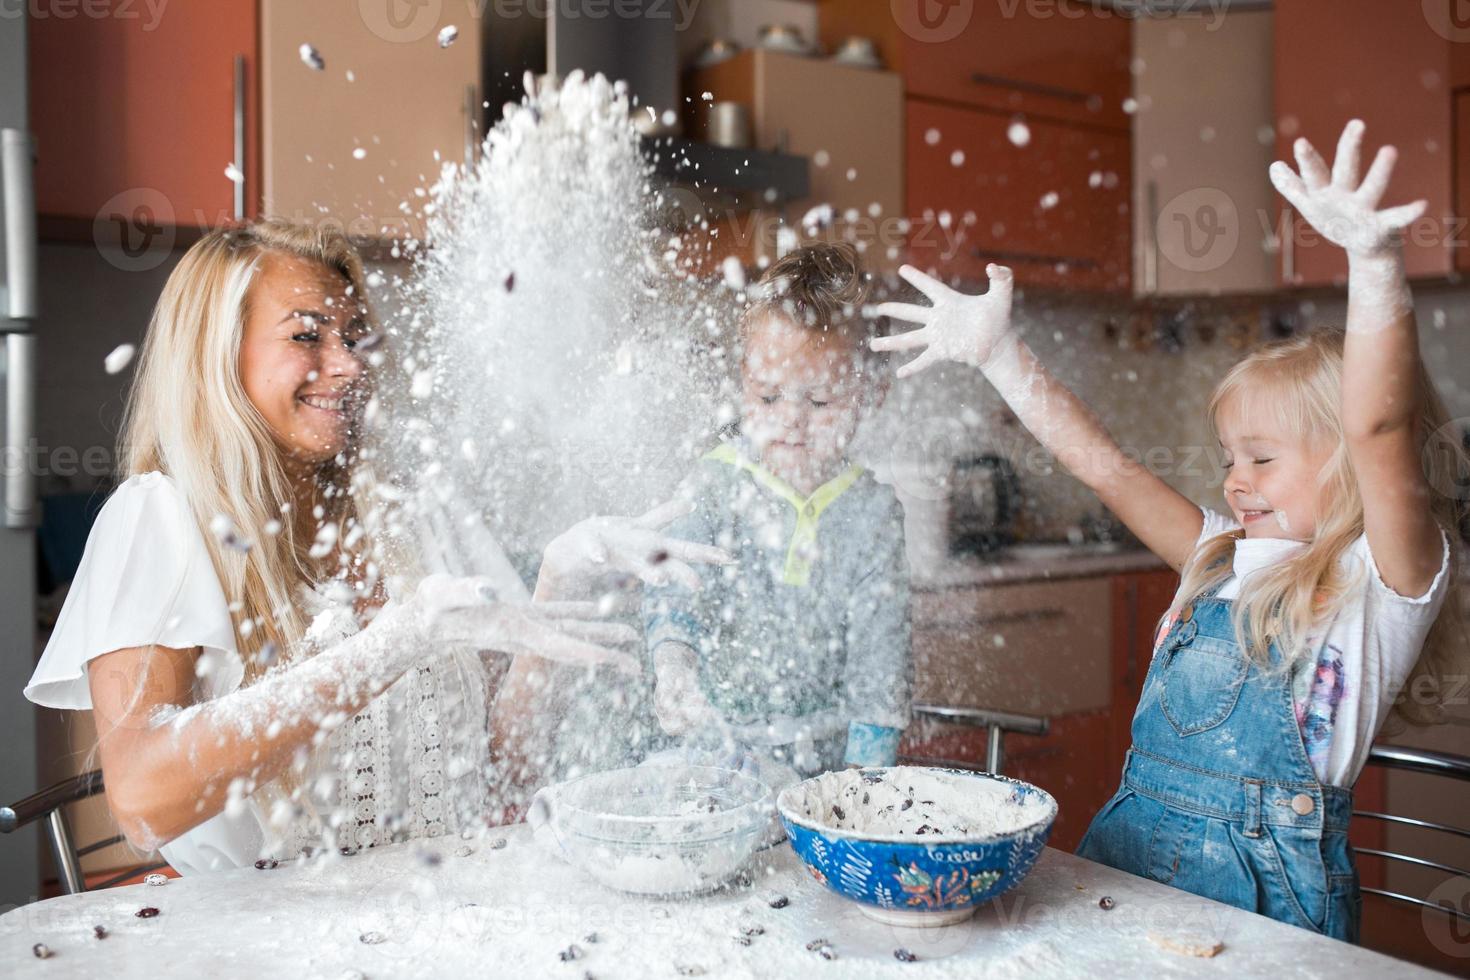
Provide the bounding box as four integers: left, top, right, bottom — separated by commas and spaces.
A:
1171, 330, 1467, 727
118, 218, 374, 681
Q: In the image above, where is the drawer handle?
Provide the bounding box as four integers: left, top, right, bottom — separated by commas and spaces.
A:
972, 247, 1100, 269
919, 606, 1068, 628
969, 72, 1092, 105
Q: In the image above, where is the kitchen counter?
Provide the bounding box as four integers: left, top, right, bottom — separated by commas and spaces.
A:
912, 543, 1169, 591
0, 824, 1434, 978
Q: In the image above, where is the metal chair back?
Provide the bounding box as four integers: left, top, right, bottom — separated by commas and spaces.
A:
899, 703, 1050, 777
1, 769, 165, 894
1353, 745, 1470, 924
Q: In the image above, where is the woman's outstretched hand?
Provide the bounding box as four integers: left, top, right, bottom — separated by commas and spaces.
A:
870, 263, 1015, 378
536, 499, 733, 601
410, 573, 640, 674
1269, 119, 1427, 258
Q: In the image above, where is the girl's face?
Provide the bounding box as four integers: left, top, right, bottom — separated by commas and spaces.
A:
239, 253, 368, 468
1216, 395, 1333, 541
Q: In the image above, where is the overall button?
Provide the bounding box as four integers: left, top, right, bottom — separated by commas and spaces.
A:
1180, 605, 1194, 623
1290, 793, 1315, 816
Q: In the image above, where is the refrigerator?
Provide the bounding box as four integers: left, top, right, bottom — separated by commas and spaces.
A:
0, 5, 42, 908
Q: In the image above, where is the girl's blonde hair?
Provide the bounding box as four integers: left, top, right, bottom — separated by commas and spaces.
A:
118, 218, 374, 683
1171, 330, 1467, 727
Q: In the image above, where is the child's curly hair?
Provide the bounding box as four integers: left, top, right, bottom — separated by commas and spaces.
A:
741, 243, 884, 354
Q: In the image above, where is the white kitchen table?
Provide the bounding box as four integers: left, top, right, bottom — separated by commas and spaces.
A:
0, 824, 1438, 978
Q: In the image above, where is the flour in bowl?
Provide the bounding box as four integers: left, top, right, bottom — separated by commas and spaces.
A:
781, 767, 1052, 841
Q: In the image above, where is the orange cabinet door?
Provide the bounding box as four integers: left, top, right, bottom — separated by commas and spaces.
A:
1274, 0, 1453, 285
906, 99, 1130, 291
818, 0, 1131, 131
1108, 570, 1178, 780
30, 0, 259, 231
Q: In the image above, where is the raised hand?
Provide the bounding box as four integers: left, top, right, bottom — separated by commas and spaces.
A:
409, 573, 640, 674
536, 499, 733, 600
870, 263, 1015, 379
1269, 119, 1428, 257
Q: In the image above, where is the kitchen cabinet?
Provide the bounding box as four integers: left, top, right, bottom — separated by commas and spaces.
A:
906, 100, 1131, 291
684, 49, 904, 271
817, 0, 1132, 131
29, 0, 259, 236
1107, 569, 1178, 778
261, 0, 482, 242
1132, 11, 1278, 296
1274, 0, 1455, 285
902, 568, 1179, 852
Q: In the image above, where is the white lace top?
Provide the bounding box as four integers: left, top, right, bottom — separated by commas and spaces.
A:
26, 472, 493, 874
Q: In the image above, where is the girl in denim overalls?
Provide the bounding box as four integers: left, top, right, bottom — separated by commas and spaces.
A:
871, 121, 1466, 940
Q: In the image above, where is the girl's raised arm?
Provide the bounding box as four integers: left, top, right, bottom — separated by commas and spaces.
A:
873, 265, 1204, 570
1269, 121, 1444, 596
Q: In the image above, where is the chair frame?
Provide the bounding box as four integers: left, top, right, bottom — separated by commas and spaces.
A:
1352, 744, 1470, 924
1, 769, 167, 894
898, 703, 1050, 777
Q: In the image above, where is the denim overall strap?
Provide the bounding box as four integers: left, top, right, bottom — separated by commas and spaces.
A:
1079, 580, 1360, 940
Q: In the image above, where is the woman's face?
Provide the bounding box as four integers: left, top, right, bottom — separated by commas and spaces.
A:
239, 253, 368, 467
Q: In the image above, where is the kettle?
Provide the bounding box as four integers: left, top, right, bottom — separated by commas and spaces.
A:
947, 453, 1020, 554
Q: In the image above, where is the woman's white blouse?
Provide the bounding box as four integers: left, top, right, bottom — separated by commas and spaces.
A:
25, 472, 491, 875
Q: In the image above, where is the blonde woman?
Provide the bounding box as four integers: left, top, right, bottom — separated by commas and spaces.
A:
24, 219, 723, 874
871, 121, 1467, 941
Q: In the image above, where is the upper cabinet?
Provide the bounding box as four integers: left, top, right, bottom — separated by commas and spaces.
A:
29, 1, 259, 233
819, 0, 1132, 131
907, 100, 1131, 291
29, 0, 480, 244
819, 0, 1134, 292
685, 50, 905, 271
1275, 0, 1455, 286
261, 0, 482, 242
1132, 11, 1277, 296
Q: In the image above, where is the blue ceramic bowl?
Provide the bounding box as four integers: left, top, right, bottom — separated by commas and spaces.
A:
777, 766, 1057, 926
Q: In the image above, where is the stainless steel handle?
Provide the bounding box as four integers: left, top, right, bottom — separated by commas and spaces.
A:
1281, 204, 1295, 284
5, 333, 38, 528
1, 129, 38, 320
233, 55, 246, 221
1143, 179, 1160, 295
463, 84, 479, 165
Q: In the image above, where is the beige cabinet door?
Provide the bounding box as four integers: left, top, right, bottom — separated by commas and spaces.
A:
261, 0, 481, 241
1132, 12, 1277, 296
688, 50, 904, 271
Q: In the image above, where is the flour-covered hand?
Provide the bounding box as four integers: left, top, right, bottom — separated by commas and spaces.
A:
1269, 119, 1427, 258
870, 263, 1015, 379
